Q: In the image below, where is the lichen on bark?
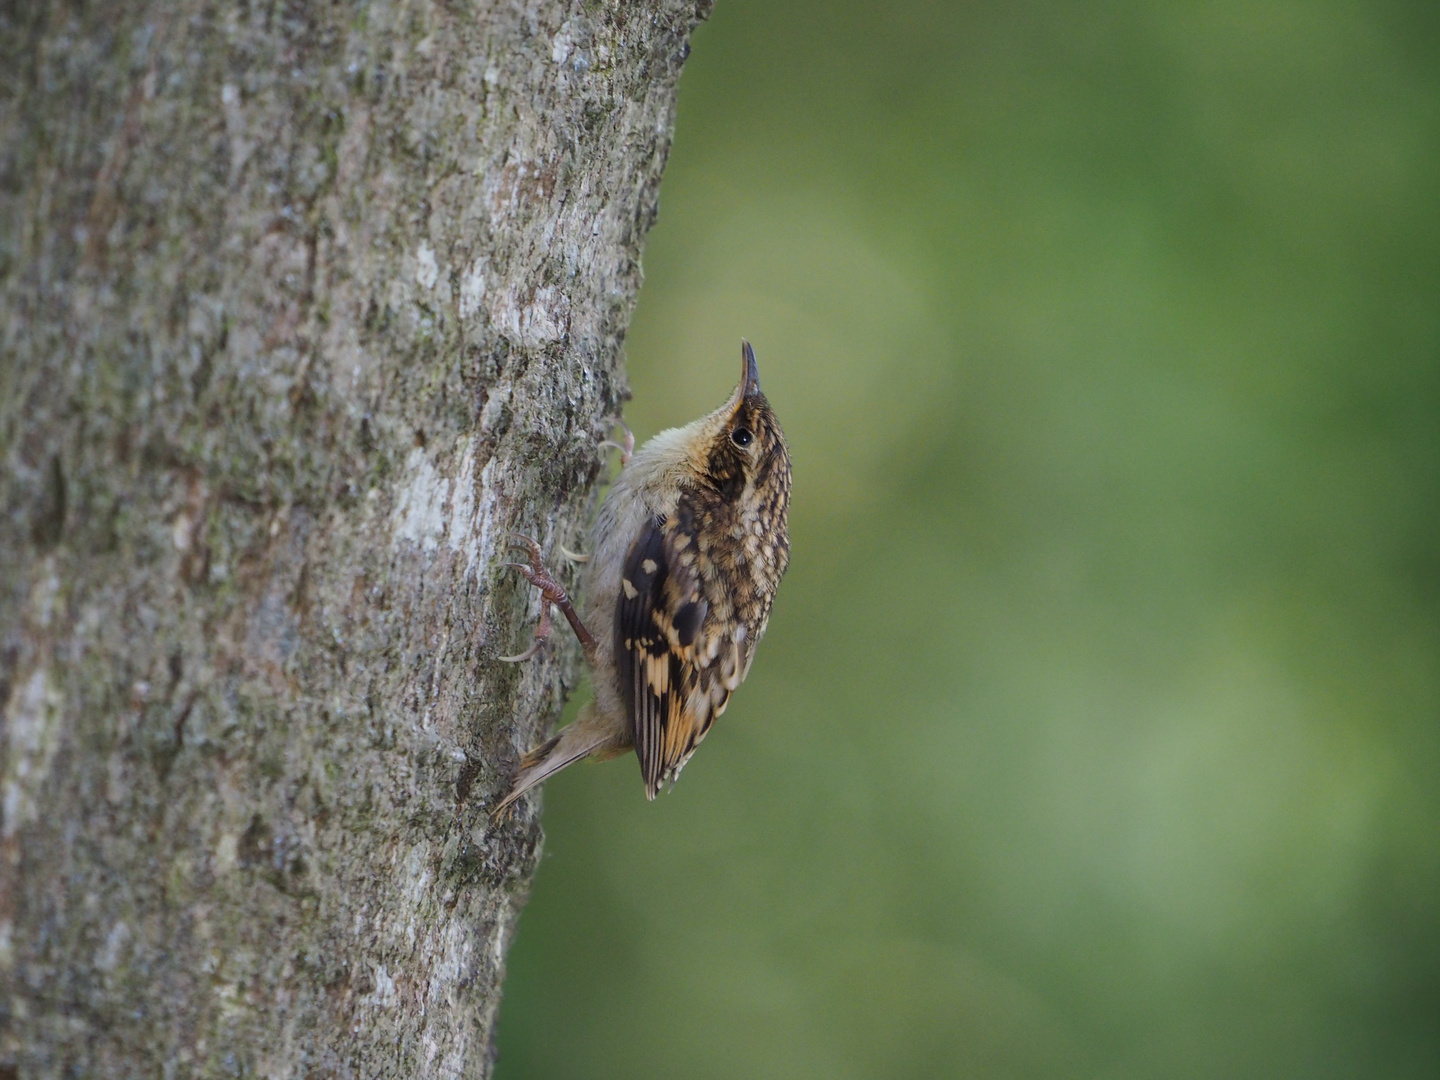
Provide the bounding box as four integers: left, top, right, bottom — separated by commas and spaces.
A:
0, 1, 711, 1075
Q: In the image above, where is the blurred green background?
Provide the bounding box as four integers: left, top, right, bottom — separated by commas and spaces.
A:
496, 1, 1440, 1076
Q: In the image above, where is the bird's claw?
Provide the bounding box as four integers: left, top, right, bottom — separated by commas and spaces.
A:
497, 533, 598, 661
498, 534, 559, 663
599, 417, 634, 466
506, 531, 545, 566
502, 536, 570, 605
497, 640, 546, 664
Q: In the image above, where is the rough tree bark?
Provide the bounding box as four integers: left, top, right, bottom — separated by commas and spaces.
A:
0, 1, 710, 1075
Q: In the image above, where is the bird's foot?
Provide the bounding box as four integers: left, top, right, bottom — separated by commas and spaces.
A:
497, 533, 598, 661
599, 417, 634, 466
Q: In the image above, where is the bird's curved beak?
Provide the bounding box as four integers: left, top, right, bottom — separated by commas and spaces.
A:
740, 339, 761, 397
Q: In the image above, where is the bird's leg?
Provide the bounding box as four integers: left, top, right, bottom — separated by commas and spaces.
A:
599, 417, 635, 466
496, 589, 553, 663
497, 533, 597, 663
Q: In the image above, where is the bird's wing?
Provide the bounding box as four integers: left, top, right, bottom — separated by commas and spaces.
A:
615, 506, 749, 799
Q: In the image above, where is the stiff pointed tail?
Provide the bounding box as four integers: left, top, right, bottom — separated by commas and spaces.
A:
490, 711, 615, 820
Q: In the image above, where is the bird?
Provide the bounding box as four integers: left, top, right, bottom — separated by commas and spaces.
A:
492, 340, 791, 816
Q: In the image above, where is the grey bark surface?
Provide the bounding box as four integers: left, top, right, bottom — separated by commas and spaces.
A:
0, 1, 710, 1075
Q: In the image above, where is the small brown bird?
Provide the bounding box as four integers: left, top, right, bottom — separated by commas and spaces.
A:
493, 341, 791, 815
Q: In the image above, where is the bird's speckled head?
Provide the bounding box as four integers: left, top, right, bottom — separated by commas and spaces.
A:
697, 340, 791, 504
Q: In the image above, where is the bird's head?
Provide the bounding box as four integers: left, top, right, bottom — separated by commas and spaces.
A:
695, 341, 790, 501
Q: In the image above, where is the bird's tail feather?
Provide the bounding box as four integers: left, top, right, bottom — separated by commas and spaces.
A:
491, 717, 612, 819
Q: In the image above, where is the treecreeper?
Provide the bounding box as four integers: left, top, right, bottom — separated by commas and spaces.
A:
494, 341, 792, 814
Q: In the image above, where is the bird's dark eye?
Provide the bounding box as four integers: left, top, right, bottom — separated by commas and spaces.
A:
731, 427, 753, 448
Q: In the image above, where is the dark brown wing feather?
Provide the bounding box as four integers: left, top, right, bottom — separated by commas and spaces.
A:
616, 508, 748, 799
616, 518, 682, 798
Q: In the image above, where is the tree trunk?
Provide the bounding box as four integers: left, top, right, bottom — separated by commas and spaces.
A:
0, 1, 709, 1075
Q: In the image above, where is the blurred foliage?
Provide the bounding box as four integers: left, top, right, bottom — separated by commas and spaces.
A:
496, 1, 1440, 1076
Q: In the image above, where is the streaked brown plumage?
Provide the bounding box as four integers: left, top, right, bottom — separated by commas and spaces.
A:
493, 341, 790, 815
